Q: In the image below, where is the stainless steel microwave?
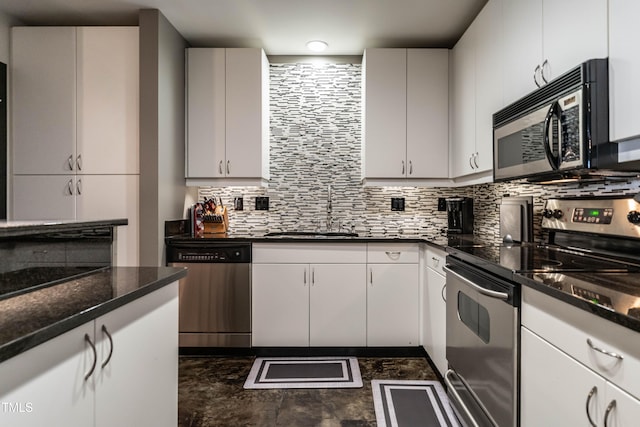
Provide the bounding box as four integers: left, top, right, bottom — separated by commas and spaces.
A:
493, 58, 618, 183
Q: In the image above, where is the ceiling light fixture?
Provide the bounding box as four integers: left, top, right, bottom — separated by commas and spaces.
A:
306, 40, 328, 52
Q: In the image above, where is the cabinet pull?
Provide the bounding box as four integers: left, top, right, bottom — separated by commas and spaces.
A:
586, 338, 624, 360
76, 154, 82, 171
473, 153, 479, 169
604, 400, 616, 427
431, 256, 440, 267
68, 154, 74, 171
76, 179, 82, 196
441, 284, 446, 302
226, 160, 230, 175
401, 160, 405, 175
534, 64, 542, 88
101, 325, 114, 369
67, 179, 74, 195
385, 251, 401, 260
84, 334, 97, 381
304, 269, 307, 285
469, 155, 474, 169
370, 268, 373, 285
312, 268, 315, 285
540, 59, 549, 84
218, 160, 223, 175
409, 160, 413, 175
585, 386, 597, 427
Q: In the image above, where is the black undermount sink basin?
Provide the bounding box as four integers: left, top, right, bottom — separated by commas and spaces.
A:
264, 231, 359, 238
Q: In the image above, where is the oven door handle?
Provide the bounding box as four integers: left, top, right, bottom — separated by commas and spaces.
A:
443, 265, 509, 301
445, 369, 500, 427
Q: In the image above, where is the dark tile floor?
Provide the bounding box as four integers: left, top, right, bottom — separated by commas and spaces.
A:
178, 356, 439, 427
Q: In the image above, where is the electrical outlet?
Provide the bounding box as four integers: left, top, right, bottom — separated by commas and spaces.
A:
391, 197, 405, 211
255, 196, 269, 211
438, 198, 447, 211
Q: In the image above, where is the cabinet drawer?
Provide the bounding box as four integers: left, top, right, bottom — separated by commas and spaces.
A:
367, 243, 419, 263
522, 286, 640, 400
252, 243, 366, 264
426, 247, 446, 275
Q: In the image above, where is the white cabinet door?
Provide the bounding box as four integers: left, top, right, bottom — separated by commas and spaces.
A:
76, 27, 139, 175
542, 0, 608, 82
609, 0, 640, 142
11, 27, 77, 175
76, 175, 139, 266
0, 321, 95, 427
502, 0, 543, 103
225, 48, 269, 179
185, 48, 226, 178
424, 268, 447, 376
474, 0, 502, 173
362, 49, 407, 179
367, 263, 419, 346
521, 327, 606, 427
252, 264, 310, 346
95, 282, 178, 427
406, 49, 449, 178
450, 27, 476, 178
604, 382, 640, 427
12, 175, 76, 220
310, 264, 366, 346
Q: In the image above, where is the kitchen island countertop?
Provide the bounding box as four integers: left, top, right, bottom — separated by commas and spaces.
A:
0, 218, 128, 239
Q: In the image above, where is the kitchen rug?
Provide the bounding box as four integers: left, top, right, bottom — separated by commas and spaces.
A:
372, 380, 461, 427
243, 356, 362, 389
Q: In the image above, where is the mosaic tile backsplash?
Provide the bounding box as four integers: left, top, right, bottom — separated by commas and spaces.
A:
199, 62, 640, 241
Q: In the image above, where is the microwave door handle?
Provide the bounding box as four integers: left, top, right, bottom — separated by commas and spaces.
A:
543, 101, 561, 169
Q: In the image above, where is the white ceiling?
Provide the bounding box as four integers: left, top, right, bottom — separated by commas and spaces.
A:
0, 0, 488, 55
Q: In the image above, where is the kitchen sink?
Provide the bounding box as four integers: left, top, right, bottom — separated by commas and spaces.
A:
264, 231, 359, 238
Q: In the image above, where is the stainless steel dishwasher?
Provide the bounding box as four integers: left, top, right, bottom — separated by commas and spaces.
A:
166, 241, 251, 348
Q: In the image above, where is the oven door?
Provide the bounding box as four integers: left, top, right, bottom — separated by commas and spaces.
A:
493, 88, 583, 182
444, 259, 519, 427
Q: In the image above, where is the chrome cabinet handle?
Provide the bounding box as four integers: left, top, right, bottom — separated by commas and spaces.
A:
311, 268, 315, 285
431, 256, 440, 267
76, 154, 82, 171
409, 160, 413, 175
604, 400, 616, 427
585, 386, 597, 427
469, 155, 474, 169
443, 265, 509, 300
534, 64, 542, 88
385, 251, 401, 260
444, 370, 482, 427
370, 268, 373, 285
84, 334, 97, 381
304, 269, 307, 285
68, 155, 74, 171
401, 160, 405, 175
226, 160, 230, 175
76, 179, 82, 195
101, 325, 114, 369
541, 59, 549, 84
586, 338, 624, 360
441, 284, 446, 302
67, 179, 74, 195
473, 152, 479, 169
218, 160, 223, 175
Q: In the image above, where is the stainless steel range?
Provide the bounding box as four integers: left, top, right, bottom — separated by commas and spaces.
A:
445, 196, 640, 427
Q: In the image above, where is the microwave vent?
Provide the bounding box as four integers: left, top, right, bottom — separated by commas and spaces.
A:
493, 60, 604, 127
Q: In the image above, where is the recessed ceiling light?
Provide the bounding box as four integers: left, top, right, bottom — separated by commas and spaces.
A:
306, 40, 328, 52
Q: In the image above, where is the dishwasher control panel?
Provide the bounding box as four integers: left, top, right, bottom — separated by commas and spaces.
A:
166, 243, 251, 263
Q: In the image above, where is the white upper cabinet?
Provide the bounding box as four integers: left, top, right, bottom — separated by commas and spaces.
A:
362, 48, 449, 184
609, 0, 640, 143
186, 48, 269, 186
502, 0, 608, 105
450, 0, 501, 182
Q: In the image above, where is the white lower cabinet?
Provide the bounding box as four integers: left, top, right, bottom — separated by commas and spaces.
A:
366, 263, 419, 346
521, 327, 640, 427
0, 283, 178, 427
252, 262, 366, 347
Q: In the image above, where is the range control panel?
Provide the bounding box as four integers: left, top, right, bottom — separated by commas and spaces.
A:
542, 197, 640, 238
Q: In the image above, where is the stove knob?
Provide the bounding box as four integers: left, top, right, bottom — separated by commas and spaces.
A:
627, 210, 640, 224
543, 209, 554, 218
552, 209, 564, 219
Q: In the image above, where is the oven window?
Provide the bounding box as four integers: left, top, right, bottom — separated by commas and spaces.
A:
458, 292, 490, 343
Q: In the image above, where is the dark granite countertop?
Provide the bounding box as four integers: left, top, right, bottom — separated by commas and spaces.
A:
0, 219, 128, 239
0, 266, 187, 363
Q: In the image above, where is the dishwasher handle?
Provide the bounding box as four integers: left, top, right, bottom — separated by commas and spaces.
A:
443, 265, 509, 301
